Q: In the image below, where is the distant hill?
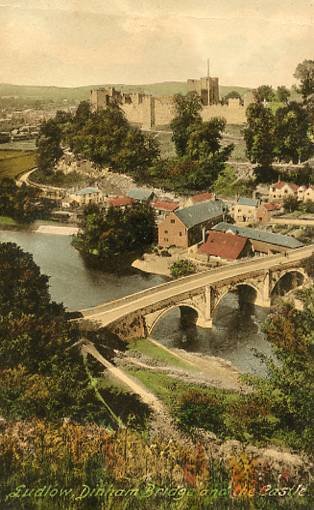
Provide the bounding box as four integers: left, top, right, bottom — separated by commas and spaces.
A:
0, 82, 252, 103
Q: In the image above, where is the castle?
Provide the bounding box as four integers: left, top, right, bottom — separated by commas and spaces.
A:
90, 76, 249, 129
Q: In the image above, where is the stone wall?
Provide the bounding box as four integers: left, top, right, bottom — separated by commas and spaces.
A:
91, 87, 247, 128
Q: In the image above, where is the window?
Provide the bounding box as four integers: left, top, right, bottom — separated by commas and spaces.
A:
171, 219, 175, 224
164, 238, 168, 242
179, 232, 182, 236
164, 230, 168, 234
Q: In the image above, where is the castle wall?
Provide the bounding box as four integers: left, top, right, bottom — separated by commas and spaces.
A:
201, 104, 246, 124
90, 87, 247, 128
153, 96, 176, 127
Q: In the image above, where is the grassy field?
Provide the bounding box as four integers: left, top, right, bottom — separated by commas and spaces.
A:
0, 150, 36, 179
0, 215, 18, 225
127, 338, 197, 372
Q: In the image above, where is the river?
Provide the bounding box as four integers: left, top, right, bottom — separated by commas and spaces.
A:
0, 230, 272, 373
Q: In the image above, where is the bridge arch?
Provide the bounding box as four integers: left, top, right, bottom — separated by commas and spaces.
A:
271, 268, 307, 298
146, 302, 203, 336
213, 282, 262, 318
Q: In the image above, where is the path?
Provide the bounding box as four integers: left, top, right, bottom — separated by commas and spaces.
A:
82, 341, 164, 413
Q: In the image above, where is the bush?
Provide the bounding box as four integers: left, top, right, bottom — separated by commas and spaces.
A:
174, 388, 226, 434
170, 259, 197, 278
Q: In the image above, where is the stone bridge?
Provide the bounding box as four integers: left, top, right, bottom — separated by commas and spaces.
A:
79, 245, 313, 340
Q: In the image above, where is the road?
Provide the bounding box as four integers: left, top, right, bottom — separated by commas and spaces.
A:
80, 245, 313, 326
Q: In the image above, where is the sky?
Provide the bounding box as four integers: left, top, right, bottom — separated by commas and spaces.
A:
0, 0, 313, 88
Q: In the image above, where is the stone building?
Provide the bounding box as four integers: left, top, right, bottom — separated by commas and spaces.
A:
198, 231, 252, 261
68, 187, 103, 206
158, 199, 225, 248
231, 197, 260, 223
213, 222, 303, 254
90, 74, 247, 129
187, 76, 219, 105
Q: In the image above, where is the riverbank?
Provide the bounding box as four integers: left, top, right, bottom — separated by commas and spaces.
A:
0, 217, 79, 236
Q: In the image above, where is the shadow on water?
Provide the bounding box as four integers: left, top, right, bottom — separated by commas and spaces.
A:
152, 293, 273, 375
0, 230, 273, 374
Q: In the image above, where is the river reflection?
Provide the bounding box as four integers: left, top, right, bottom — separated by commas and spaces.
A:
0, 231, 166, 310
152, 293, 272, 374
0, 230, 273, 373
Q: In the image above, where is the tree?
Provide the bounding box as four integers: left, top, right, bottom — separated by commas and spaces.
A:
242, 289, 314, 453
113, 128, 159, 179
0, 242, 125, 425
0, 178, 52, 223
244, 103, 275, 168
283, 195, 299, 213
252, 85, 275, 103
74, 100, 92, 127
73, 203, 156, 269
170, 92, 202, 156
274, 102, 313, 163
66, 103, 159, 176
36, 119, 63, 174
294, 59, 314, 101
213, 165, 253, 198
222, 91, 242, 104
276, 86, 290, 104
170, 259, 197, 278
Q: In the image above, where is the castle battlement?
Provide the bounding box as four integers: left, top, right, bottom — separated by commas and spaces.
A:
90, 76, 247, 128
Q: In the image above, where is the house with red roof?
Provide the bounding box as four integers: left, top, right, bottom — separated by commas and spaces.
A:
269, 181, 299, 202
107, 196, 134, 209
198, 231, 252, 261
185, 192, 215, 207
297, 185, 314, 203
151, 200, 179, 221
256, 202, 282, 223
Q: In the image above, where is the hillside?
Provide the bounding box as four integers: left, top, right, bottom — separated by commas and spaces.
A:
0, 82, 252, 103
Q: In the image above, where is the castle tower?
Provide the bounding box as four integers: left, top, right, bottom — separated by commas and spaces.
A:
187, 76, 219, 105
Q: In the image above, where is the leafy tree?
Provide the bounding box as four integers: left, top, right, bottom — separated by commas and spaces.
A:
283, 195, 299, 213
276, 85, 291, 104
244, 103, 275, 168
213, 165, 254, 198
0, 178, 52, 223
242, 290, 314, 453
170, 259, 197, 278
274, 102, 313, 163
113, 128, 159, 179
0, 243, 103, 422
74, 100, 92, 127
222, 90, 242, 104
170, 92, 202, 156
66, 103, 159, 175
73, 203, 156, 269
252, 85, 275, 103
294, 59, 314, 101
36, 118, 63, 174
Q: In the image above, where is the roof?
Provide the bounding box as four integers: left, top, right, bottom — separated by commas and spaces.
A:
151, 200, 179, 211
262, 202, 281, 211
272, 181, 298, 192
190, 192, 214, 203
213, 222, 303, 249
108, 196, 134, 207
237, 197, 260, 207
175, 200, 225, 229
199, 231, 249, 260
127, 188, 154, 201
76, 187, 100, 196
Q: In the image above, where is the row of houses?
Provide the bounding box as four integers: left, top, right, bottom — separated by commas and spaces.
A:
269, 181, 314, 203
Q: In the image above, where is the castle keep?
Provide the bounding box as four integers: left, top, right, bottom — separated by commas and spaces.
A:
90, 75, 247, 129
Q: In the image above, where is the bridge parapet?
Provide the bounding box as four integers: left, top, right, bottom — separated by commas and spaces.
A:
78, 246, 313, 340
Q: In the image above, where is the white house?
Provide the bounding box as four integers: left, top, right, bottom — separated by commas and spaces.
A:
68, 187, 103, 206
